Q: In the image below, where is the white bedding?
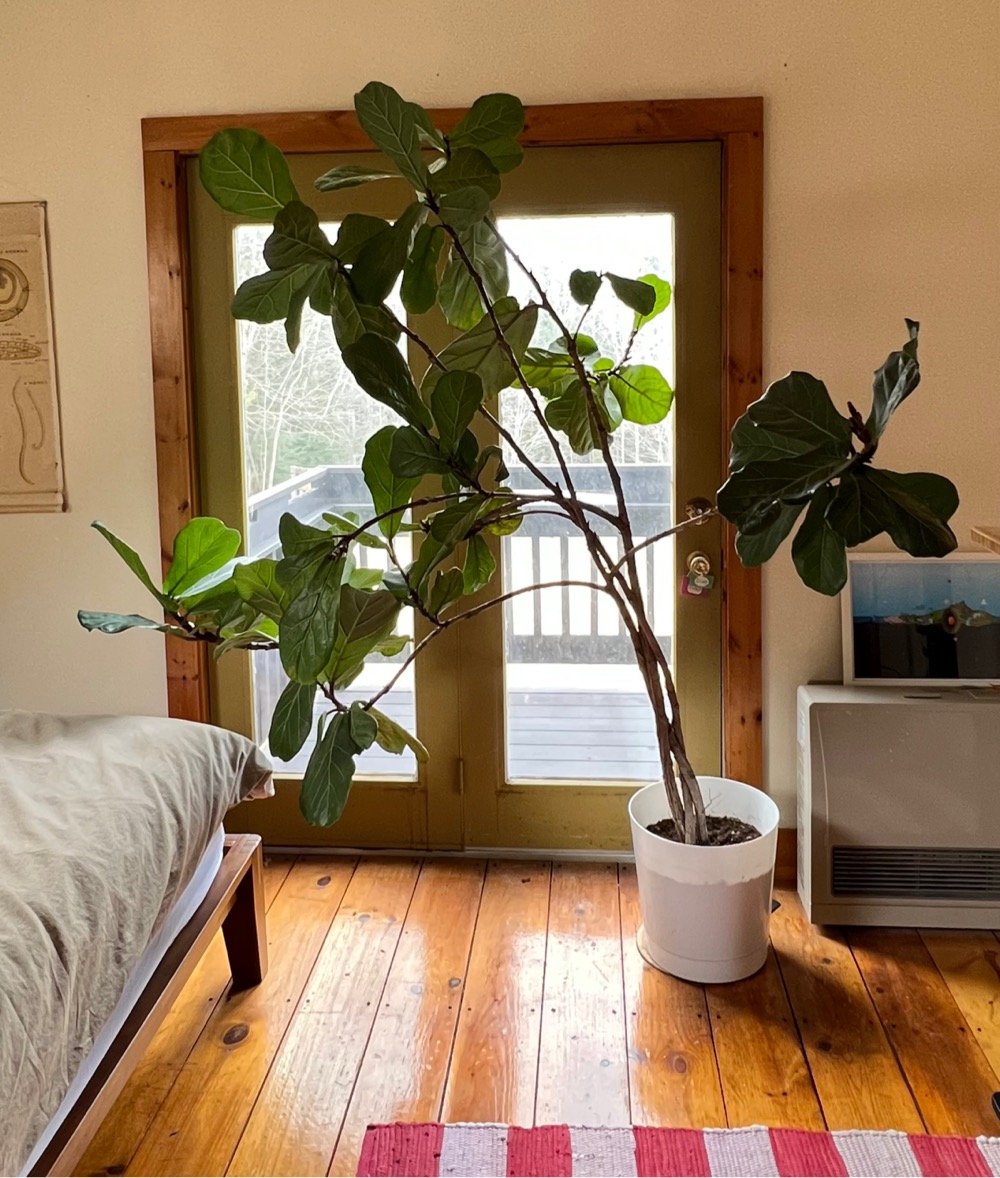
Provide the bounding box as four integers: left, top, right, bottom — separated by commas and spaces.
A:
0, 711, 273, 1176
20, 825, 226, 1176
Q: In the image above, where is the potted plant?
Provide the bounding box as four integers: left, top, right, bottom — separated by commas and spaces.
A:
80, 85, 959, 983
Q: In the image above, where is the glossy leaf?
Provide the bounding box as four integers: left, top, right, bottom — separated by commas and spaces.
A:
449, 94, 525, 151
717, 450, 854, 531
164, 517, 242, 598
269, 680, 316, 761
732, 372, 853, 469
734, 500, 806, 566
232, 264, 320, 324
350, 201, 425, 305
199, 129, 298, 218
329, 274, 400, 348
429, 567, 465, 615
432, 147, 501, 200
436, 185, 491, 229
342, 332, 433, 428
91, 521, 172, 606
325, 586, 400, 679
422, 298, 538, 399
353, 82, 428, 190
278, 558, 344, 682
867, 319, 920, 440
609, 365, 674, 425
333, 214, 391, 263
348, 700, 378, 750
569, 269, 601, 305
632, 273, 672, 329
263, 201, 335, 269
430, 370, 484, 454
401, 224, 444, 315
863, 468, 958, 556
428, 497, 486, 547
77, 611, 189, 638
462, 533, 496, 594
438, 220, 508, 329
370, 705, 429, 761
234, 559, 291, 620
362, 426, 420, 539
791, 486, 848, 595
607, 273, 656, 316
315, 163, 397, 191
299, 712, 358, 825
388, 425, 453, 478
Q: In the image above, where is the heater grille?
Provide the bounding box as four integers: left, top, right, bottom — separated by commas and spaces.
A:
831, 846, 1000, 900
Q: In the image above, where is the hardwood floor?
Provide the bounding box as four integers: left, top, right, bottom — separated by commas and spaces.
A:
75, 857, 1000, 1177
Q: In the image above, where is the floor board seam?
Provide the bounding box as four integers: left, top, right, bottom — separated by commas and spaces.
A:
530, 861, 555, 1128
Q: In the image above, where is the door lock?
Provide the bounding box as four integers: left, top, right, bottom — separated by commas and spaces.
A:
683, 550, 715, 596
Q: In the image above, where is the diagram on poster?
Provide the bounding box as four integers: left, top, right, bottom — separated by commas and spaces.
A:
0, 203, 64, 511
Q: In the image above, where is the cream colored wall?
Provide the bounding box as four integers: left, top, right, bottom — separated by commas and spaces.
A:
2, 0, 997, 820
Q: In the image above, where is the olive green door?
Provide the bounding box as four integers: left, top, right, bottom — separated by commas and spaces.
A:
187, 140, 722, 850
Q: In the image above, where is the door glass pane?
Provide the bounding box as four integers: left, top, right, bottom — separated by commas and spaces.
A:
233, 224, 416, 777
498, 213, 675, 782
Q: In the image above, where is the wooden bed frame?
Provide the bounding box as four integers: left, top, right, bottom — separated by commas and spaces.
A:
28, 833, 267, 1177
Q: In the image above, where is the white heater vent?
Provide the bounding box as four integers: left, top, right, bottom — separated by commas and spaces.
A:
831, 845, 1000, 901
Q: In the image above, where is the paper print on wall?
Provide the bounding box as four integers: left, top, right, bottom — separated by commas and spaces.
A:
0, 202, 64, 512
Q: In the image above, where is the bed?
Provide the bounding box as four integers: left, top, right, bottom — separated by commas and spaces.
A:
0, 710, 273, 1177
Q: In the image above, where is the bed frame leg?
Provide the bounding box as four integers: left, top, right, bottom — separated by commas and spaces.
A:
222, 837, 268, 991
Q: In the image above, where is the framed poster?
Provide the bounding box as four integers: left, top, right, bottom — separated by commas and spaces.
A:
842, 552, 1000, 686
0, 202, 64, 512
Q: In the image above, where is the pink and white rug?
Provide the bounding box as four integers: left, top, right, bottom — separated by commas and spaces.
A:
357, 1123, 1000, 1177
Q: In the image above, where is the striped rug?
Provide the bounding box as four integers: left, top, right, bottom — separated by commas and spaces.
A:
357, 1123, 1000, 1177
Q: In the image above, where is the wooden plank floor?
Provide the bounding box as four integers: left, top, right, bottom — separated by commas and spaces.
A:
76, 858, 1000, 1177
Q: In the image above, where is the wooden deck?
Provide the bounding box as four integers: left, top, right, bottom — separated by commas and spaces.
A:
76, 858, 1000, 1177
284, 690, 662, 781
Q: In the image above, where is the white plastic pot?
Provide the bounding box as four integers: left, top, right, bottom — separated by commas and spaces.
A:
628, 776, 780, 984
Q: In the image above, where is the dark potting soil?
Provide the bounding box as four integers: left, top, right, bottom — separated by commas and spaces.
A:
647, 814, 761, 846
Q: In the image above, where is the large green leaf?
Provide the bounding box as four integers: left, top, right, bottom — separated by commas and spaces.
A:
824, 469, 886, 547
732, 373, 853, 470
438, 220, 508, 329
329, 274, 400, 348
362, 426, 420, 539
263, 201, 335, 270
428, 567, 465, 615
544, 380, 614, 454
164, 517, 242, 598
569, 270, 602, 305
325, 586, 400, 679
315, 163, 397, 191
332, 214, 391, 263
231, 264, 321, 323
436, 186, 491, 229
791, 486, 848, 595
299, 713, 358, 826
449, 94, 525, 154
353, 82, 428, 190
633, 274, 672, 329
862, 468, 958, 557
348, 701, 378, 750
734, 500, 806, 566
388, 425, 453, 478
199, 129, 298, 218
342, 332, 433, 428
462, 533, 496, 594
422, 298, 538, 399
432, 147, 501, 200
430, 370, 484, 454
609, 365, 674, 425
234, 559, 291, 620
369, 705, 429, 761
607, 273, 656, 316
400, 224, 444, 315
428, 497, 487, 547
717, 450, 854, 531
91, 521, 172, 607
350, 201, 425, 305
278, 558, 344, 682
519, 347, 577, 393
77, 611, 190, 638
867, 320, 920, 440
268, 680, 316, 761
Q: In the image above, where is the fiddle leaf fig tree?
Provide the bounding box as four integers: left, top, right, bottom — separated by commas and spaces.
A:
79, 84, 959, 842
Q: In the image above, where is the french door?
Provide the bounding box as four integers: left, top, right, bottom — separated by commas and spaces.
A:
188, 140, 723, 850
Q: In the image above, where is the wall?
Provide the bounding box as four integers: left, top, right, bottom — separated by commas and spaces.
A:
2, 0, 997, 820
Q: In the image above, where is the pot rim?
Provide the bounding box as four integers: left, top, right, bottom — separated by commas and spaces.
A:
627, 777, 779, 852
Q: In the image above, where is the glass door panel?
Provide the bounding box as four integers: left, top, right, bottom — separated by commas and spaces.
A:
497, 213, 675, 783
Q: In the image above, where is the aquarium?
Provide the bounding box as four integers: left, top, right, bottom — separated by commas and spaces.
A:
842, 554, 1000, 685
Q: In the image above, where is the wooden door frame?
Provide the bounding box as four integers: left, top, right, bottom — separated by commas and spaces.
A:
140, 96, 764, 789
